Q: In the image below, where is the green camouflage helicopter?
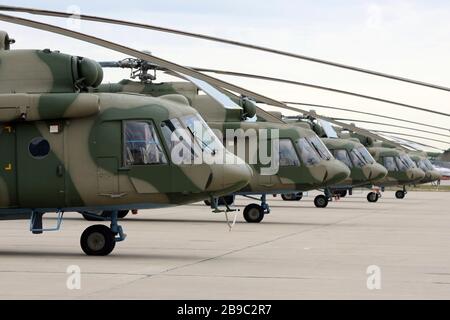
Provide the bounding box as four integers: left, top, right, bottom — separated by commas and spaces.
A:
277, 115, 387, 207
337, 131, 427, 201
408, 151, 442, 185
0, 30, 255, 255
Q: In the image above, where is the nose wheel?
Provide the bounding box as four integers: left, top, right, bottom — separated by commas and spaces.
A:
367, 192, 380, 203
314, 195, 329, 208
80, 225, 116, 256
395, 190, 406, 199
242, 194, 270, 223
80, 210, 126, 256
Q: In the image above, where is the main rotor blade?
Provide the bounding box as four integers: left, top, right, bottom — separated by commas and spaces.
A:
376, 133, 445, 152
261, 104, 404, 148
371, 130, 450, 145
2, 5, 450, 93
284, 102, 450, 132
193, 68, 450, 117
332, 118, 450, 139
0, 13, 405, 149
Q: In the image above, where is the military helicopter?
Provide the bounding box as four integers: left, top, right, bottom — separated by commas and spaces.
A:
409, 151, 442, 185
279, 115, 388, 207
96, 63, 351, 222
336, 131, 427, 201
0, 29, 256, 255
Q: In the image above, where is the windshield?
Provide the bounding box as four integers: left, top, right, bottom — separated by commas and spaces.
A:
297, 138, 321, 166
333, 149, 353, 168
306, 136, 333, 160
161, 118, 200, 163
400, 154, 416, 169
181, 114, 223, 155
349, 148, 367, 167
357, 147, 375, 164
395, 154, 415, 170
424, 159, 435, 170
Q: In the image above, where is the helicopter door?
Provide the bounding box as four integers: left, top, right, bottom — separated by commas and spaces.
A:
16, 123, 66, 208
0, 125, 17, 208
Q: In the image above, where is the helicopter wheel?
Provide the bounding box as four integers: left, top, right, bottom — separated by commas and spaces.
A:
243, 204, 265, 223
395, 190, 406, 199
367, 192, 379, 203
314, 195, 329, 208
80, 225, 116, 256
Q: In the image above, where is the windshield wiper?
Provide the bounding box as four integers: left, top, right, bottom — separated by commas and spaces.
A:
187, 126, 215, 155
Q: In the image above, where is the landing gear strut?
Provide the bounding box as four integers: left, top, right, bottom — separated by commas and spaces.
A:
243, 194, 270, 223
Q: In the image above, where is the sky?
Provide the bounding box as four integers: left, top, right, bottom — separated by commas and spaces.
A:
1, 0, 449, 151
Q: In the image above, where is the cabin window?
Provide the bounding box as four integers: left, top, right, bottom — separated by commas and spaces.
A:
383, 156, 398, 171
333, 149, 353, 168
29, 137, 50, 159
279, 139, 300, 166
124, 121, 167, 166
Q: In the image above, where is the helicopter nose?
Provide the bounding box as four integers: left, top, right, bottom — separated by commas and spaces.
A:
366, 163, 388, 182
206, 153, 253, 195
222, 161, 253, 190
323, 159, 351, 185
408, 168, 425, 181
431, 170, 442, 181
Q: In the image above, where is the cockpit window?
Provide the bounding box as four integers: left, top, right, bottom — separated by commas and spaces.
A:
333, 149, 353, 168
306, 136, 333, 160
383, 156, 398, 171
357, 147, 375, 164
124, 121, 167, 166
423, 159, 435, 170
349, 149, 366, 167
396, 154, 416, 170
161, 118, 200, 163
181, 114, 223, 155
279, 139, 300, 166
297, 138, 321, 166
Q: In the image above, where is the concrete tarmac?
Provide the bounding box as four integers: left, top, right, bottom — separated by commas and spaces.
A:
0, 191, 449, 299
